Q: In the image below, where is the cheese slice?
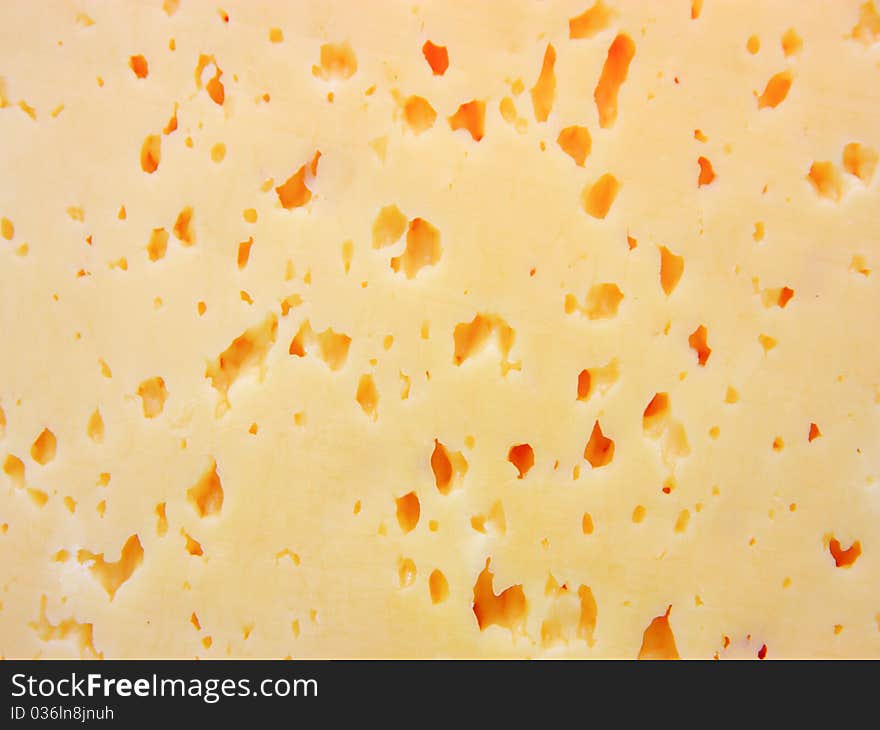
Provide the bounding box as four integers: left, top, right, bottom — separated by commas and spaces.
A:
1, 0, 879, 659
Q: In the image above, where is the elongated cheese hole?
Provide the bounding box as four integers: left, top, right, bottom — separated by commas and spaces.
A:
429, 569, 449, 604
842, 142, 878, 183
594, 34, 635, 128
659, 246, 684, 294
140, 134, 161, 173
757, 71, 792, 109
808, 423, 821, 442
3, 454, 25, 488
187, 460, 223, 518
173, 206, 195, 245
577, 369, 592, 400
147, 228, 168, 261
237, 238, 253, 269
356, 374, 379, 420
129, 54, 149, 79
137, 377, 168, 418
530, 44, 556, 122
697, 156, 715, 186
86, 410, 104, 443
398, 558, 416, 587
689, 325, 711, 365
578, 585, 598, 646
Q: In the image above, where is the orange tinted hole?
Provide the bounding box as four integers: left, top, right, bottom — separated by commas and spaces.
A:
659, 245, 684, 295
582, 512, 594, 534
276, 152, 320, 209
173, 207, 195, 246
584, 420, 614, 468
594, 34, 635, 129
807, 161, 842, 201
237, 237, 253, 269
403, 96, 437, 134
315, 42, 358, 80
581, 173, 620, 219
187, 460, 223, 518
395, 491, 420, 533
809, 422, 821, 442
448, 100, 485, 141
746, 35, 760, 54
557, 125, 591, 166
638, 606, 679, 659
429, 569, 449, 603
757, 71, 792, 109
842, 142, 878, 184
31, 428, 57, 465
577, 369, 592, 400
422, 41, 448, 75
530, 44, 556, 122
508, 443, 535, 479
129, 55, 149, 79
472, 559, 527, 634
689, 325, 711, 366
778, 286, 794, 307
569, 0, 612, 39
697, 156, 715, 186
781, 28, 802, 56
140, 135, 161, 174
829, 538, 861, 568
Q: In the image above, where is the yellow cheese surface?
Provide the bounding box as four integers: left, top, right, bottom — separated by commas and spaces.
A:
1, 0, 879, 659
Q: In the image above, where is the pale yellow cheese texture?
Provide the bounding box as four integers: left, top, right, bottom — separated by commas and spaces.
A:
1, 0, 879, 659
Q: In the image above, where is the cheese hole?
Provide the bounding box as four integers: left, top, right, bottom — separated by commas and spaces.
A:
581, 173, 620, 219
403, 95, 437, 134
632, 505, 646, 523
746, 35, 760, 54
452, 313, 516, 372
530, 44, 556, 122
1, 217, 13, 240
356, 374, 379, 420
129, 55, 149, 79
269, 27, 283, 43
781, 28, 802, 56
430, 439, 467, 494
584, 420, 614, 468
448, 100, 485, 141
582, 512, 594, 534
210, 143, 226, 163
577, 369, 592, 400
757, 71, 792, 109
155, 503, 167, 536
472, 559, 528, 635
582, 283, 623, 319
187, 460, 223, 518
697, 156, 715, 186
429, 570, 449, 604
758, 334, 777, 353
314, 42, 358, 80
182, 529, 203, 556
842, 142, 878, 184
422, 41, 448, 75
77, 534, 144, 600
205, 314, 278, 402
557, 125, 591, 166
674, 510, 690, 533
31, 428, 57, 465
808, 422, 821, 442
398, 558, 417, 588
173, 207, 195, 246
594, 33, 635, 128
639, 607, 679, 659
86, 410, 104, 443
659, 245, 684, 294
389, 217, 442, 278
275, 152, 320, 210
3, 455, 25, 488
237, 237, 253, 269
807, 161, 842, 201
569, 0, 612, 39
507, 443, 535, 479
140, 135, 161, 173
829, 538, 861, 568
147, 228, 168, 261
137, 377, 168, 418
642, 393, 670, 436
688, 325, 711, 365
395, 492, 420, 533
